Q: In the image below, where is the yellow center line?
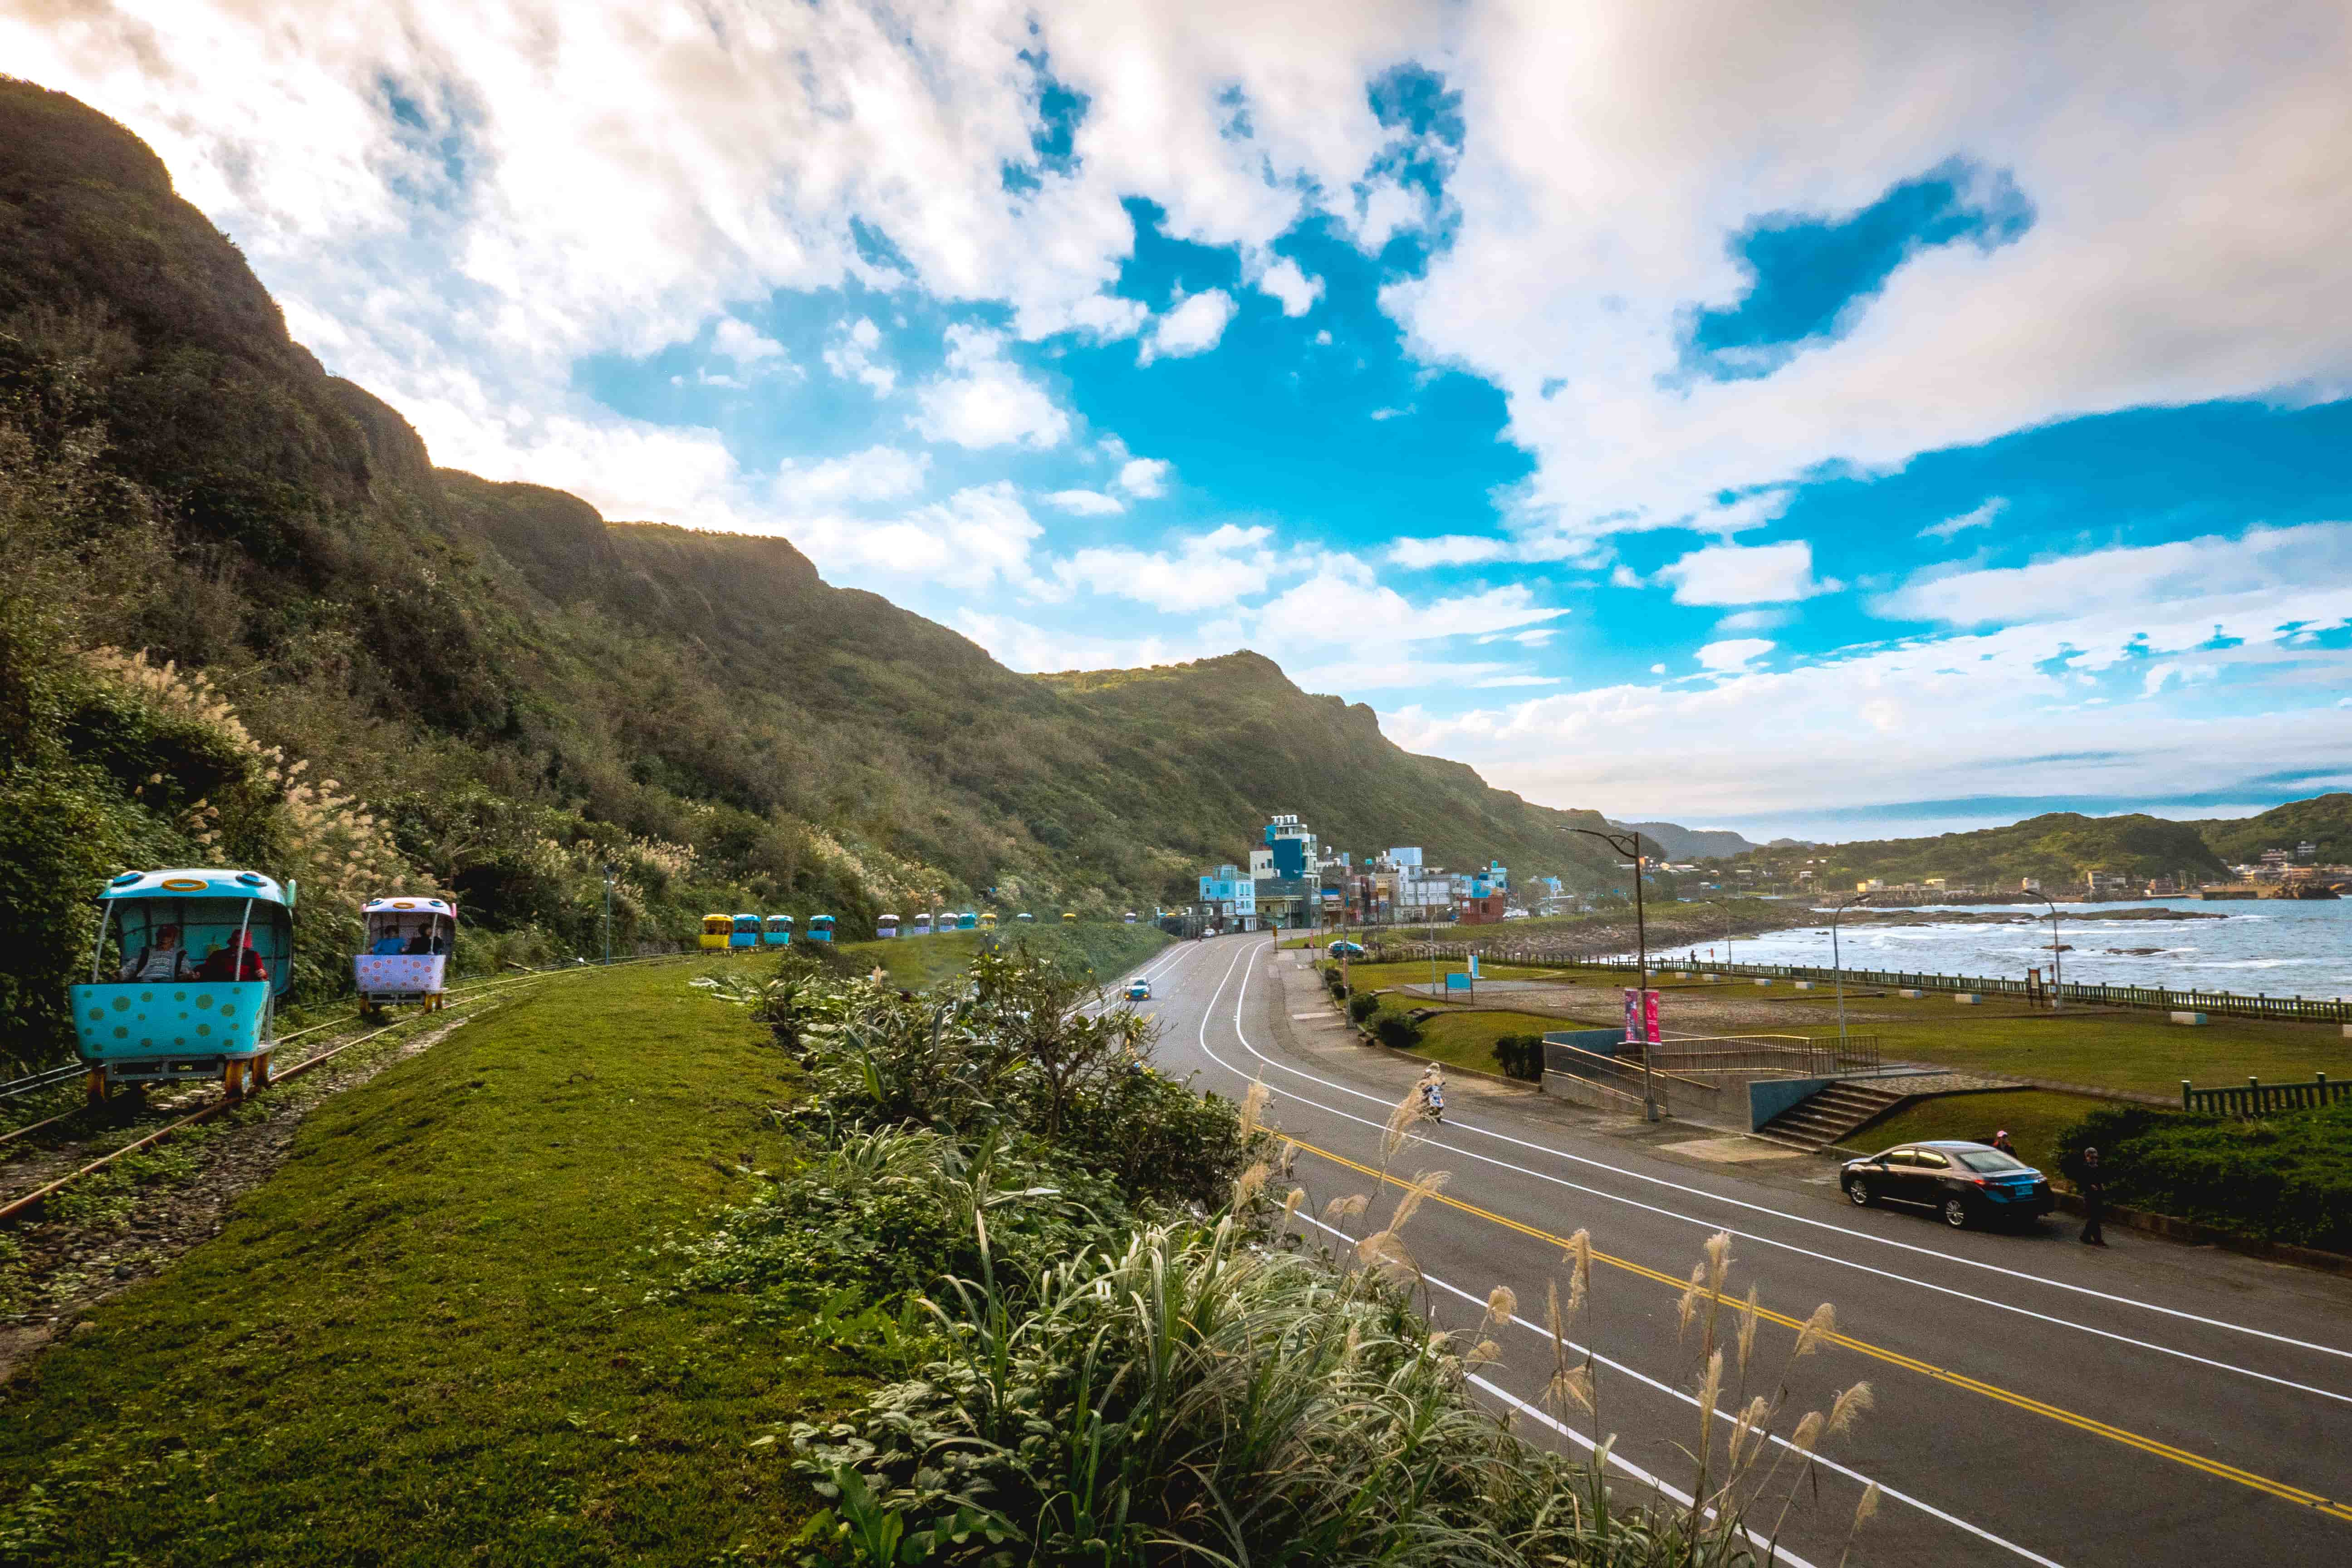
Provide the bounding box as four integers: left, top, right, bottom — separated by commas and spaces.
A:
1287, 1136, 2352, 1524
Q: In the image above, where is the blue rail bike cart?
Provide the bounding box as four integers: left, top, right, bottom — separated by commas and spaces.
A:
806, 914, 837, 943
729, 913, 762, 950
72, 868, 295, 1102
762, 914, 794, 948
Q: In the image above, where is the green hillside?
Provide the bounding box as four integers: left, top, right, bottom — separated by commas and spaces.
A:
2193, 792, 2352, 867
0, 79, 1615, 1064
1727, 811, 2228, 889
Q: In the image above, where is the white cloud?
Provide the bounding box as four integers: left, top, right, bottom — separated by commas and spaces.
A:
1714, 607, 1792, 633
1141, 288, 1236, 363
1390, 535, 1513, 568
789, 481, 1044, 593
712, 316, 790, 368
824, 317, 897, 397
1877, 522, 2352, 628
911, 325, 1070, 449
1384, 531, 2352, 833
1695, 638, 1774, 670
778, 445, 929, 505
1053, 523, 1283, 612
24, 0, 2352, 578
1920, 498, 2007, 542
1116, 456, 1172, 498
1657, 541, 1835, 606
1255, 256, 1323, 316
1043, 488, 1126, 516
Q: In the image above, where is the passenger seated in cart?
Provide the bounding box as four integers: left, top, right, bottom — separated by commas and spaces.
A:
197, 929, 271, 983
371, 930, 407, 955
117, 923, 190, 982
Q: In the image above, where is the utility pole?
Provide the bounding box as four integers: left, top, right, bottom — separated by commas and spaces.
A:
601, 862, 616, 965
1568, 826, 1657, 1122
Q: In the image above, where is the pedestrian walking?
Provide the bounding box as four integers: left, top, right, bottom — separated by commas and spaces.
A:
1990, 1129, 2016, 1156
2075, 1146, 2108, 1246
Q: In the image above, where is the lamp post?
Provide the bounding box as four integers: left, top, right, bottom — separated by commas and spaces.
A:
1829, 891, 1872, 1044
2032, 892, 2064, 1010
1709, 897, 1735, 971
1569, 826, 1657, 1122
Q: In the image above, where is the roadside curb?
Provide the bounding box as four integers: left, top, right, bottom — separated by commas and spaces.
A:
2046, 1191, 2352, 1279
1820, 1139, 2352, 1279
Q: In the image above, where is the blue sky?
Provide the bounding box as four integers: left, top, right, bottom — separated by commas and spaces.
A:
19, 2, 2351, 843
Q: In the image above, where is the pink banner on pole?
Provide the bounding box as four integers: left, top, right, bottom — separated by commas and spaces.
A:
1644, 988, 1661, 1044
1623, 988, 1639, 1043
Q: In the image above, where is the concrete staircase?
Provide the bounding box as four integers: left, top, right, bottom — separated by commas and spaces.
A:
1755, 1080, 1906, 1151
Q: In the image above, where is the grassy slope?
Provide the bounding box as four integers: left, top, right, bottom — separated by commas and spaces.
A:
0, 959, 863, 1566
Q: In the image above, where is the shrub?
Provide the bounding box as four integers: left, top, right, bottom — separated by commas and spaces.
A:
1493, 1033, 1546, 1082
1347, 990, 1380, 1024
1370, 1012, 1421, 1051
2055, 1101, 2352, 1253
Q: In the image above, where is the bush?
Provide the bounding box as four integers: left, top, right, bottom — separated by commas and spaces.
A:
1370, 1012, 1421, 1051
1493, 1033, 1546, 1082
1321, 965, 1346, 999
1347, 990, 1380, 1024
2056, 1101, 2352, 1253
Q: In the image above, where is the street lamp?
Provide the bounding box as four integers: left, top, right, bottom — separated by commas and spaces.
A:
1568, 826, 1658, 1122
1709, 896, 1735, 971
1829, 891, 1872, 1044
2031, 892, 2064, 1011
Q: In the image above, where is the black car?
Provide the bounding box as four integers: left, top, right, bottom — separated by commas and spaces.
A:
1840, 1140, 2056, 1229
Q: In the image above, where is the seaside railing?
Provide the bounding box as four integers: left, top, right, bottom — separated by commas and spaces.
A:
1372, 941, 2352, 1025
2183, 1074, 2351, 1116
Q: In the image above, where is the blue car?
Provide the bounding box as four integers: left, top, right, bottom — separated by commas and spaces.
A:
1327, 940, 1366, 958
1841, 1140, 2056, 1229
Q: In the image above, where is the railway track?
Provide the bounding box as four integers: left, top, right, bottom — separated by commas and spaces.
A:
0, 956, 691, 1224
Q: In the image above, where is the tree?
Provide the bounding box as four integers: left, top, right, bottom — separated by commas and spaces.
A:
967, 941, 1151, 1138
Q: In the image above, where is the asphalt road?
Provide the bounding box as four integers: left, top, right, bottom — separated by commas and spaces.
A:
1113, 933, 2352, 1568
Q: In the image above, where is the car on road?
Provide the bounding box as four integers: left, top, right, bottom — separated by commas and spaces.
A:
1327, 940, 1366, 958
1125, 979, 1152, 1000
1840, 1140, 2055, 1229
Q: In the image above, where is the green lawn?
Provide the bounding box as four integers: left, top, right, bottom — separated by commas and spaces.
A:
1842, 1088, 2108, 1175
0, 958, 867, 1567
1397, 1009, 1562, 1078
1489, 964, 2352, 1101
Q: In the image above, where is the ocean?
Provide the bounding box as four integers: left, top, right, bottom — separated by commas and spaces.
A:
1666, 897, 2352, 1000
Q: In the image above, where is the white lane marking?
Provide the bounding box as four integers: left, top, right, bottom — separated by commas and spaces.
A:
1289, 1206, 2062, 1568
1213, 939, 2352, 1374
1466, 1372, 1825, 1568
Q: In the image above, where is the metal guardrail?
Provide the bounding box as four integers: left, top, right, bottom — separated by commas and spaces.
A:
1377, 942, 2352, 1025
2184, 1073, 2350, 1117
1646, 1033, 1881, 1075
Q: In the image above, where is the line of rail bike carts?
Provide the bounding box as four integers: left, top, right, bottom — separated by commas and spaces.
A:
67, 866, 1153, 1107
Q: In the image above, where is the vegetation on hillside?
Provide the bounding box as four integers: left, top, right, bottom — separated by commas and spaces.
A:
1722, 812, 2227, 890
2191, 791, 2352, 868
0, 78, 1616, 1067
